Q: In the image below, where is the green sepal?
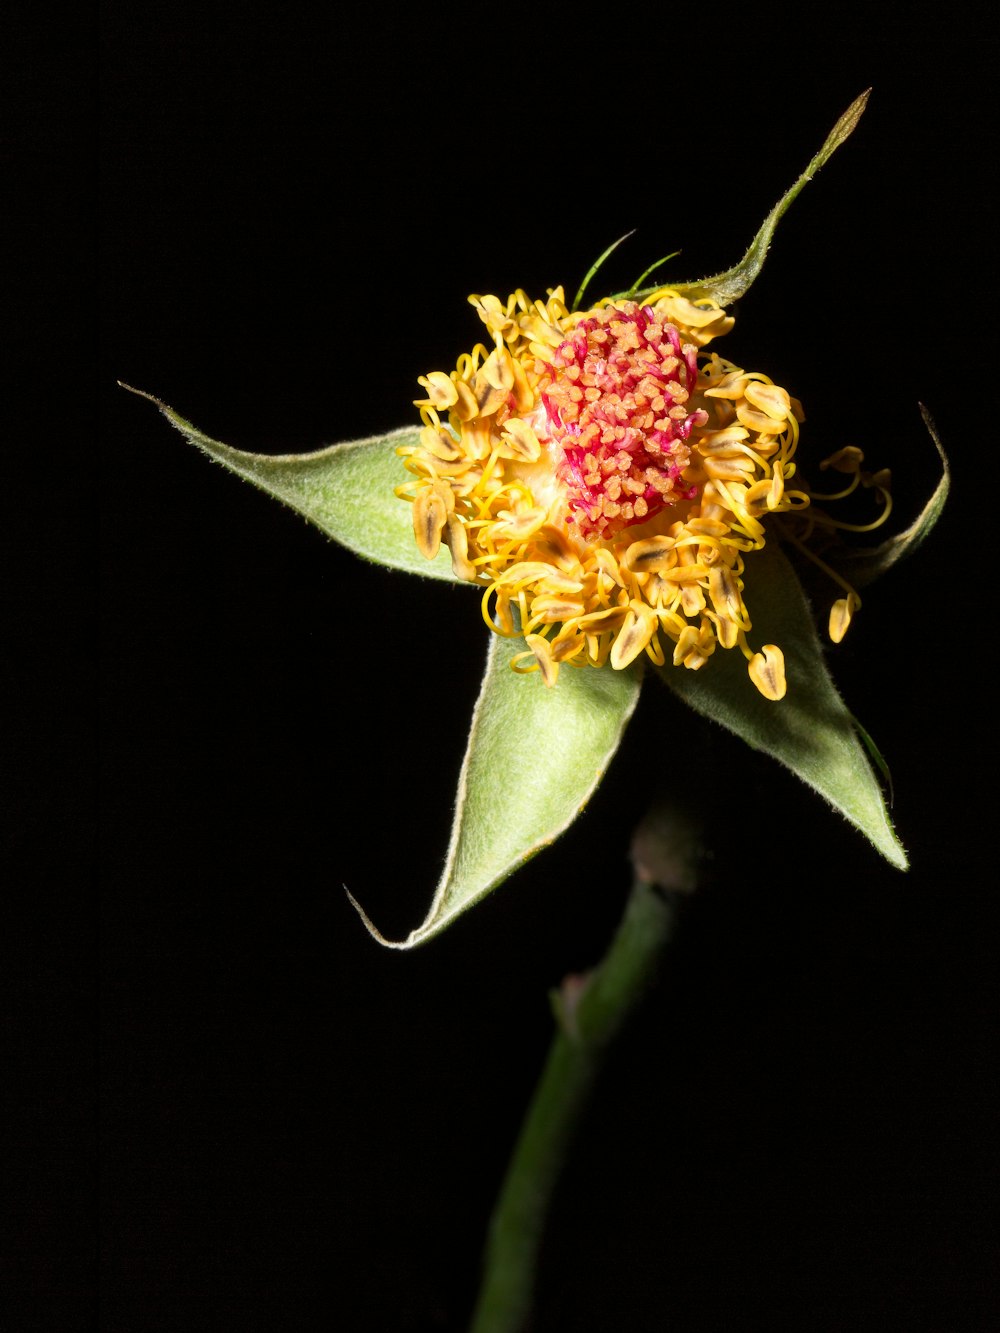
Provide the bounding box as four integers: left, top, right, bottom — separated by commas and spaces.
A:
849, 711, 895, 810
122, 385, 459, 581
831, 405, 950, 589
347, 634, 642, 949
653, 541, 907, 870
622, 90, 871, 307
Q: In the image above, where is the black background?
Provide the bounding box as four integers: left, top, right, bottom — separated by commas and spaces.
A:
12, 7, 1000, 1331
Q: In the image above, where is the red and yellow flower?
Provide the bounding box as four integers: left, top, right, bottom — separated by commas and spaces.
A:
401, 285, 811, 699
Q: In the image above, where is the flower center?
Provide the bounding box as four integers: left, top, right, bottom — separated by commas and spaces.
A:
537, 302, 707, 541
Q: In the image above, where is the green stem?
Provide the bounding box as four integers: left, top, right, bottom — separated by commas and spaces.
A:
467, 878, 679, 1333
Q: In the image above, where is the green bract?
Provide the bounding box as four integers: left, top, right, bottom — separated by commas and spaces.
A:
125, 92, 947, 946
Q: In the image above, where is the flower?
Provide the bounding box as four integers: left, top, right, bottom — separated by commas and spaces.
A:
402, 285, 811, 700
129, 93, 940, 944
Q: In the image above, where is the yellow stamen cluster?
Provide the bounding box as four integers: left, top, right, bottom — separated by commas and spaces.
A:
401, 286, 813, 699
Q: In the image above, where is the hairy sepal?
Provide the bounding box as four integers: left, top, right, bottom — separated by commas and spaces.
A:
653, 541, 907, 870
628, 91, 871, 308
348, 635, 642, 948
124, 386, 458, 580
833, 405, 950, 589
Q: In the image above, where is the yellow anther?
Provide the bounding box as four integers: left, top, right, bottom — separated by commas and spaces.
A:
672, 623, 716, 670
576, 607, 629, 638
707, 564, 743, 622
445, 513, 476, 581
473, 371, 509, 419
862, 467, 892, 490
750, 435, 781, 458
592, 548, 626, 587
493, 561, 561, 587
529, 596, 583, 623
482, 585, 515, 635
704, 455, 756, 482
828, 592, 860, 643
488, 507, 547, 542
648, 292, 735, 341
748, 644, 787, 700
419, 425, 464, 462
550, 631, 585, 663
686, 517, 730, 539
624, 535, 675, 574
744, 380, 791, 421
735, 400, 789, 436
500, 418, 542, 461
412, 486, 449, 560
710, 613, 740, 650
536, 573, 584, 599
697, 425, 752, 453
610, 604, 656, 669
744, 476, 779, 517
509, 356, 534, 412
483, 347, 515, 393
523, 633, 559, 687
415, 371, 458, 410
471, 294, 518, 340
528, 524, 579, 570
659, 562, 710, 585
520, 312, 564, 349
703, 371, 751, 400
820, 446, 865, 474
677, 581, 704, 616
452, 380, 481, 422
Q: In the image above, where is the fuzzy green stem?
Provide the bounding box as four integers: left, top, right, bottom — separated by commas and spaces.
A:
467, 878, 679, 1333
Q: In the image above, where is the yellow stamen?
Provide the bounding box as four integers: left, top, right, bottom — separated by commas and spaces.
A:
404, 284, 889, 699
829, 593, 860, 644
748, 645, 787, 700
412, 486, 448, 561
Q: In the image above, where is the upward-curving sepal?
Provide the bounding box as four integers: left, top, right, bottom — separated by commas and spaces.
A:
832, 405, 950, 589
646, 90, 871, 308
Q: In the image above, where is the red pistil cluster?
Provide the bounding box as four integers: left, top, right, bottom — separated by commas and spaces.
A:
538, 302, 707, 540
